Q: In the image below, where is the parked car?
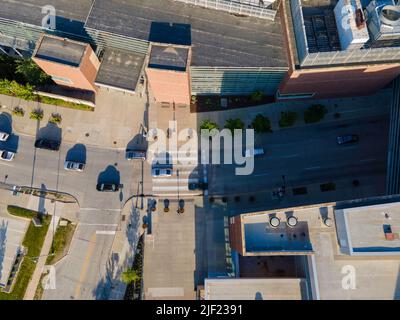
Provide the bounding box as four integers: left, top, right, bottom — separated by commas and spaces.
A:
64, 161, 85, 172
34, 139, 61, 151
0, 150, 15, 161
336, 134, 359, 145
126, 149, 147, 160
152, 168, 172, 177
245, 148, 265, 157
0, 132, 10, 142
188, 182, 208, 191
96, 183, 119, 192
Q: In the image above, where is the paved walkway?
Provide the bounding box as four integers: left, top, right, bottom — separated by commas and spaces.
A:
0, 88, 148, 149
106, 198, 145, 300
197, 88, 391, 133
24, 214, 60, 300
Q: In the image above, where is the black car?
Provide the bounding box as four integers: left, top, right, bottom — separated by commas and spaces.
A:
188, 182, 208, 191
34, 139, 61, 151
336, 134, 359, 145
96, 183, 119, 192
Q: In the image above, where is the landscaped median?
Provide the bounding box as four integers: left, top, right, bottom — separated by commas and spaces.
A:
34, 219, 76, 300
0, 206, 50, 300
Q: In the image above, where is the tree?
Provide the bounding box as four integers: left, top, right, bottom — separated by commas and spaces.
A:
200, 119, 219, 131
279, 111, 298, 128
251, 114, 272, 133
121, 268, 141, 284
225, 118, 245, 134
250, 90, 264, 103
304, 104, 327, 124
15, 59, 51, 86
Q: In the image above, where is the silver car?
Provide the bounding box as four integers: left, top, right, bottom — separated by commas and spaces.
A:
64, 161, 85, 172
0, 150, 15, 161
0, 132, 10, 142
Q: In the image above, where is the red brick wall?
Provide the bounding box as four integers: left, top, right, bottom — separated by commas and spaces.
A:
146, 68, 190, 105
279, 64, 400, 99
33, 45, 99, 92
229, 216, 244, 256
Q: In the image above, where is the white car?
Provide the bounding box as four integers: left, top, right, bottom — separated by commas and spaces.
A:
64, 161, 85, 172
0, 132, 10, 142
245, 148, 265, 158
152, 168, 172, 177
0, 150, 15, 161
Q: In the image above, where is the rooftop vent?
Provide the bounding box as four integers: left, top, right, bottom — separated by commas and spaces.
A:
269, 216, 280, 228
287, 216, 298, 228
380, 5, 400, 26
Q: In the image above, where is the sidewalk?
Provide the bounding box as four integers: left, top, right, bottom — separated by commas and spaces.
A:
196, 88, 392, 132
0, 87, 148, 149
24, 214, 60, 300
107, 198, 145, 300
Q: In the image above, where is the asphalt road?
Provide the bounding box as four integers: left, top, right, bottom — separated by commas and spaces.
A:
207, 114, 389, 197
0, 130, 152, 299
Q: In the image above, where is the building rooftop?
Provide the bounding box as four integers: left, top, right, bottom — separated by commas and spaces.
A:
241, 213, 313, 255
95, 48, 145, 92
204, 278, 308, 300
148, 45, 189, 71
85, 0, 288, 68
33, 35, 87, 66
335, 202, 400, 255
0, 0, 93, 36
235, 195, 400, 299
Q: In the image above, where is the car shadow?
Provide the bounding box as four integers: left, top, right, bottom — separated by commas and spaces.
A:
97, 165, 120, 185
66, 143, 87, 163
126, 133, 148, 151
0, 112, 12, 134
0, 134, 19, 153
36, 122, 62, 142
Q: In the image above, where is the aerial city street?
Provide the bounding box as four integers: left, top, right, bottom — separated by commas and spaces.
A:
0, 0, 399, 305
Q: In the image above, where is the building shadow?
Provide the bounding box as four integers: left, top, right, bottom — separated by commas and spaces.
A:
36, 122, 62, 143
97, 165, 120, 185
66, 143, 87, 163
0, 220, 8, 283
395, 266, 400, 299
149, 22, 191, 46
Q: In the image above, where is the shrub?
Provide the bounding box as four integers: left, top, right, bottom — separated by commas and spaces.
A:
250, 90, 264, 103
279, 111, 298, 127
304, 104, 327, 124
191, 95, 197, 104
29, 108, 44, 121
121, 268, 141, 285
225, 118, 245, 134
12, 106, 25, 117
0, 79, 36, 100
49, 113, 62, 124
251, 114, 272, 133
200, 119, 219, 131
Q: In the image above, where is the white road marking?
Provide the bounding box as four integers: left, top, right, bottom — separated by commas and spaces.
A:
153, 178, 199, 183
152, 186, 190, 191
253, 173, 271, 177
95, 230, 116, 235
305, 166, 322, 170
360, 158, 376, 162
0, 162, 15, 167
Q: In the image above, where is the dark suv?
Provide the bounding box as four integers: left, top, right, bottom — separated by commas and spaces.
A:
96, 183, 119, 192
34, 139, 61, 151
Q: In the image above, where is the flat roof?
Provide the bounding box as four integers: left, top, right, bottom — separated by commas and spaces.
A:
85, 0, 288, 68
240, 197, 400, 299
204, 278, 308, 300
34, 35, 86, 66
242, 214, 313, 254
149, 45, 189, 71
95, 48, 145, 92
336, 202, 400, 254
0, 0, 93, 36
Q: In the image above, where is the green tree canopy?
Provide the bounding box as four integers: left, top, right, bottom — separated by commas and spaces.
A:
251, 114, 272, 133
121, 268, 141, 284
15, 59, 51, 86
225, 118, 245, 134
